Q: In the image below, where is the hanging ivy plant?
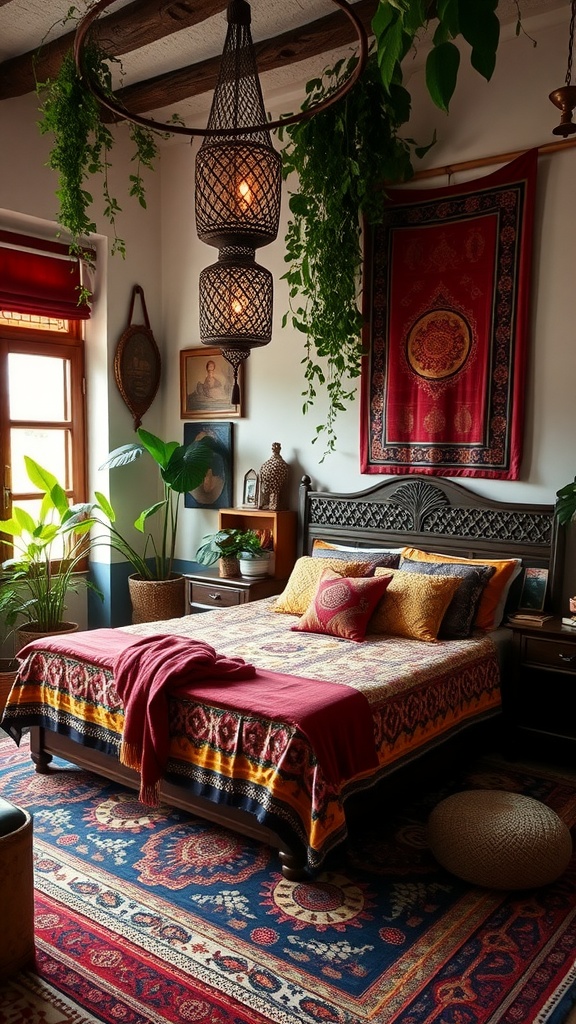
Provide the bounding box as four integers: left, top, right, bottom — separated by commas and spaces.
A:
279, 0, 522, 458
279, 52, 433, 458
35, 13, 163, 284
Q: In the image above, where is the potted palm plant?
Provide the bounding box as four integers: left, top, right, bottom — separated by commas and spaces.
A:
95, 427, 227, 621
195, 528, 271, 579
0, 457, 101, 652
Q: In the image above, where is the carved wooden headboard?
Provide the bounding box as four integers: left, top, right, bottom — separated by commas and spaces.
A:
298, 474, 563, 614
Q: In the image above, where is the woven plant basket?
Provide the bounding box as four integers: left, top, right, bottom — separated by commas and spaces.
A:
128, 574, 186, 624
219, 556, 239, 578
0, 659, 19, 718
16, 621, 78, 654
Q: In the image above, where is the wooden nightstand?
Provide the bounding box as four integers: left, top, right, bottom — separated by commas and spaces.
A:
184, 570, 287, 613
505, 618, 576, 761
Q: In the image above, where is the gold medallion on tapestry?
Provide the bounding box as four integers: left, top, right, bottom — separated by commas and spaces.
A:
406, 307, 471, 382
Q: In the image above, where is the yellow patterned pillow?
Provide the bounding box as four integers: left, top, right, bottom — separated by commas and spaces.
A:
400, 547, 522, 630
370, 568, 462, 642
274, 557, 374, 615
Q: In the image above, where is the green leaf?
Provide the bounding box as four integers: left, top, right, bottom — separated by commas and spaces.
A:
376, 13, 405, 91
372, 1, 395, 38
425, 41, 460, 112
436, 0, 460, 37
99, 443, 143, 471
24, 456, 59, 495
134, 501, 166, 533
459, 1, 500, 81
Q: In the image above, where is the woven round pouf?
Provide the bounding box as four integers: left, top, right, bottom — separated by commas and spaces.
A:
428, 789, 573, 890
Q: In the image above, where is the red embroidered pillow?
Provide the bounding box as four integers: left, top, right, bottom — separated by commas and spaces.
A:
291, 569, 393, 642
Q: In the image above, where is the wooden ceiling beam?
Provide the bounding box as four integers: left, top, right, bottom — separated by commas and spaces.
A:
113, 0, 377, 117
0, 0, 229, 100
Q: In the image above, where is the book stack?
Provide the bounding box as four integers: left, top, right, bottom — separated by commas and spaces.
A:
507, 611, 553, 627
561, 616, 576, 629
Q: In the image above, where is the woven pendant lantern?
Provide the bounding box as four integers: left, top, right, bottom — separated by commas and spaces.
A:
199, 248, 273, 350
196, 0, 282, 402
73, 1, 368, 406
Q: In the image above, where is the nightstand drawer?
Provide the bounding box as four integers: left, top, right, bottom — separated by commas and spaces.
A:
189, 582, 242, 609
523, 637, 576, 672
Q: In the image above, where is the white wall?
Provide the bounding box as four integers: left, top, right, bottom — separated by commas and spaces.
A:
1, 9, 576, 580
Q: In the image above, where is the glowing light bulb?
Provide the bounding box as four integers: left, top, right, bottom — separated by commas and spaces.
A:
231, 296, 245, 317
237, 179, 254, 211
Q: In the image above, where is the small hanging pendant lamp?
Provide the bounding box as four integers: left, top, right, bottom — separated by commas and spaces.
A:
550, 0, 576, 137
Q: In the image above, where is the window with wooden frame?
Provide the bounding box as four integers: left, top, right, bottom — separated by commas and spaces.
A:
0, 232, 91, 564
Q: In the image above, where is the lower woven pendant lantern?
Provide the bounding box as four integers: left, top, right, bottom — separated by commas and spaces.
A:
195, 0, 282, 403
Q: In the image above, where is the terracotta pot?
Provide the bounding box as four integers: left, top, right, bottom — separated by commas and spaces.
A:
128, 574, 186, 624
0, 658, 20, 719
16, 621, 78, 654
218, 556, 240, 578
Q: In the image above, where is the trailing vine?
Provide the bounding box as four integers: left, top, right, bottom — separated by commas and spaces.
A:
35, 7, 163, 302
280, 0, 521, 457
279, 52, 433, 458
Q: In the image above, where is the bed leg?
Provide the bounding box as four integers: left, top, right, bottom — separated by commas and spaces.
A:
29, 729, 52, 774
278, 847, 307, 881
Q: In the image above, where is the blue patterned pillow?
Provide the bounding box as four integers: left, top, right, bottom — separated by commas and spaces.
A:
398, 557, 496, 639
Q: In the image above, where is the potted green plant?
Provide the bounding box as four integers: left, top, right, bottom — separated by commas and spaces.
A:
0, 457, 101, 651
195, 528, 271, 579
95, 427, 226, 621
237, 532, 272, 579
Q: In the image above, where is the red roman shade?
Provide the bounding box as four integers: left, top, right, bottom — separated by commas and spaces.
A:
0, 230, 93, 320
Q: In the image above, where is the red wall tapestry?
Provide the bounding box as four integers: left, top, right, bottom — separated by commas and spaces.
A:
360, 149, 538, 478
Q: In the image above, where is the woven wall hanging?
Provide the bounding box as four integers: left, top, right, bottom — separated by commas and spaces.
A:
113, 285, 161, 429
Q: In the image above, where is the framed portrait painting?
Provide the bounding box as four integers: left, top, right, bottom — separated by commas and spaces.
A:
180, 347, 243, 419
184, 422, 233, 510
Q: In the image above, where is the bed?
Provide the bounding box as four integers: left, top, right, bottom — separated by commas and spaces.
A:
1, 474, 563, 879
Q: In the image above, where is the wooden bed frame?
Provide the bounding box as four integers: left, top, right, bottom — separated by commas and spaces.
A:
29, 474, 563, 879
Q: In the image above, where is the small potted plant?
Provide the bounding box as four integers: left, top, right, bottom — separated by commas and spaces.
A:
195, 528, 271, 579
237, 531, 272, 578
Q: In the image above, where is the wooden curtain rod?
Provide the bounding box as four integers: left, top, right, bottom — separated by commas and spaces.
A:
411, 134, 576, 182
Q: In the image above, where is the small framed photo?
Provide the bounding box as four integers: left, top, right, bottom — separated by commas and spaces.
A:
243, 469, 259, 508
518, 567, 549, 612
180, 347, 243, 420
184, 422, 233, 509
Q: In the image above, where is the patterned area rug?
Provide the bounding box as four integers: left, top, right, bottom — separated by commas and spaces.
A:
1, 734, 576, 1024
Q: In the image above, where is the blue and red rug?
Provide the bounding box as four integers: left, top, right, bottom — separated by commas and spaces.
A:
1, 733, 576, 1024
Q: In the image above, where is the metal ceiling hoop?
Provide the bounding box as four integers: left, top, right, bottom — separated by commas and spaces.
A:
73, 0, 369, 138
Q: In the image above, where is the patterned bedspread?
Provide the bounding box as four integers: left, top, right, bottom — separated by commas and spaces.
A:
2, 599, 503, 870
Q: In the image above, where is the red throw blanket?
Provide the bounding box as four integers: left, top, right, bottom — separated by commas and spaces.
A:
113, 634, 256, 804
19, 628, 379, 806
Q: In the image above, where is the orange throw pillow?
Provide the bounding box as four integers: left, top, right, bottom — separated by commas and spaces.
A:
400, 547, 522, 631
